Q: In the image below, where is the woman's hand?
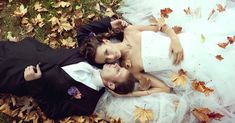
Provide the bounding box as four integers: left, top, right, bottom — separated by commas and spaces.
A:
111, 19, 129, 33
169, 38, 184, 65
24, 64, 42, 81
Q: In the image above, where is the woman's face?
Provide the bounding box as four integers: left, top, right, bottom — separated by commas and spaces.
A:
101, 63, 129, 83
95, 42, 121, 64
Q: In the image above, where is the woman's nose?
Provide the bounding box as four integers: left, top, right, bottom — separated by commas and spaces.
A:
107, 55, 115, 60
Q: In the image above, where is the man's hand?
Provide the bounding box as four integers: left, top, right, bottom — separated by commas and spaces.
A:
111, 19, 129, 33
169, 38, 184, 65
24, 64, 42, 81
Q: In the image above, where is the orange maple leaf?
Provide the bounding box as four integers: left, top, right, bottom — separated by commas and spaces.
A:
134, 106, 153, 123
217, 42, 229, 49
191, 80, 214, 96
160, 8, 173, 18
170, 69, 187, 88
216, 55, 224, 61
172, 26, 182, 34
184, 7, 191, 15
216, 4, 226, 12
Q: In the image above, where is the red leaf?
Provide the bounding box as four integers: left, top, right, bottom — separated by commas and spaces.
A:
172, 26, 182, 34
217, 42, 229, 49
216, 4, 226, 12
216, 55, 224, 61
191, 80, 214, 96
208, 112, 224, 120
160, 8, 173, 18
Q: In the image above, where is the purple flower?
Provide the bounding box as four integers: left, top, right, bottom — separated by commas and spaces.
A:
68, 86, 82, 99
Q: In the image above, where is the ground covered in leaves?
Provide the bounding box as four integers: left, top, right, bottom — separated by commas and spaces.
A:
0, 0, 123, 122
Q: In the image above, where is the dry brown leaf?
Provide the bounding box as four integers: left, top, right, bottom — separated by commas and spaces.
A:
14, 4, 27, 17
134, 106, 153, 123
216, 4, 226, 12
49, 16, 60, 26
61, 37, 76, 48
87, 13, 95, 19
217, 42, 229, 49
7, 31, 18, 42
216, 55, 224, 61
191, 80, 214, 96
184, 7, 191, 15
192, 108, 211, 123
172, 26, 182, 34
170, 69, 187, 88
31, 14, 45, 27
61, 22, 73, 31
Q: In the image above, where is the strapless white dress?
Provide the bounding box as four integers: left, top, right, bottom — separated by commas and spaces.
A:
95, 1, 235, 122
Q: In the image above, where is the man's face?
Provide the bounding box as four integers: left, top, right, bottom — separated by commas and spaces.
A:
101, 63, 129, 84
95, 42, 121, 64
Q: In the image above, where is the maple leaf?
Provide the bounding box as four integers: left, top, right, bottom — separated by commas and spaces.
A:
184, 7, 191, 15
61, 37, 76, 48
134, 106, 153, 123
14, 4, 27, 17
53, 1, 71, 8
34, 2, 48, 12
160, 8, 173, 18
31, 14, 44, 27
216, 55, 224, 61
105, 8, 115, 17
61, 22, 73, 31
49, 16, 60, 26
170, 69, 187, 88
217, 42, 229, 49
227, 36, 235, 44
191, 80, 214, 96
216, 4, 226, 12
138, 75, 151, 91
192, 108, 211, 123
172, 26, 182, 34
208, 9, 215, 20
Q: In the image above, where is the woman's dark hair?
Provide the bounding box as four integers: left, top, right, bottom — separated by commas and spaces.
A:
113, 72, 136, 94
79, 34, 103, 67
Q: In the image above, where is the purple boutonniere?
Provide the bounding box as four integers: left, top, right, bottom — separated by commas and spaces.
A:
68, 86, 82, 99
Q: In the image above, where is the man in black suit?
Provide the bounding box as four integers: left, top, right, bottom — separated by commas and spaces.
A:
0, 18, 134, 119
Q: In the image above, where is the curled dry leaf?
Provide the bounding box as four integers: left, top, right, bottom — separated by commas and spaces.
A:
216, 55, 224, 61
227, 36, 235, 44
216, 4, 226, 12
14, 4, 27, 17
31, 14, 45, 27
7, 31, 18, 42
160, 8, 173, 18
105, 8, 115, 17
172, 26, 182, 34
34, 1, 48, 12
53, 1, 71, 8
49, 16, 60, 27
217, 42, 229, 49
184, 7, 191, 15
61, 37, 76, 48
134, 106, 153, 123
191, 80, 214, 96
170, 69, 187, 88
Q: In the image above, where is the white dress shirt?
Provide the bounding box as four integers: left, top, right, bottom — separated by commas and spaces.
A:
61, 62, 104, 91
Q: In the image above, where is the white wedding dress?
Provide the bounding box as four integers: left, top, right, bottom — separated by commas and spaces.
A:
95, 0, 235, 122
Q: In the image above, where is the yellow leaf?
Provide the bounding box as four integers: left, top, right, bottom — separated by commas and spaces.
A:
34, 2, 48, 12
7, 31, 18, 42
53, 1, 71, 8
201, 34, 206, 43
49, 16, 59, 26
105, 8, 115, 17
170, 69, 187, 88
61, 37, 76, 48
61, 22, 73, 31
14, 4, 27, 17
31, 14, 44, 27
134, 106, 153, 123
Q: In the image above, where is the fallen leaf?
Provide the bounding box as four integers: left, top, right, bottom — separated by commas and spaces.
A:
216, 55, 224, 61
216, 4, 226, 12
192, 108, 224, 122
34, 2, 48, 12
61, 37, 76, 48
217, 42, 229, 49
201, 34, 206, 43
49, 16, 60, 26
7, 31, 18, 42
191, 80, 214, 96
170, 69, 187, 88
184, 7, 191, 15
207, 112, 224, 120
61, 22, 73, 31
105, 8, 115, 17
208, 9, 215, 20
227, 36, 235, 44
160, 8, 173, 18
53, 1, 71, 8
134, 106, 153, 123
31, 14, 44, 27
172, 26, 182, 34
14, 4, 27, 17
87, 13, 95, 19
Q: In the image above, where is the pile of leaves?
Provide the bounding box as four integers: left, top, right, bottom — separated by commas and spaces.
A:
0, 0, 123, 122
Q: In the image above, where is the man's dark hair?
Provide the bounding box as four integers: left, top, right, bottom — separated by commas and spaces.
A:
113, 72, 136, 94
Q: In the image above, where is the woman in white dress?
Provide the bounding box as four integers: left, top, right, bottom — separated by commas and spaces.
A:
93, 0, 235, 122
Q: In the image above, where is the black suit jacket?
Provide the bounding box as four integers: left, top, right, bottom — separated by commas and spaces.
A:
0, 38, 104, 119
